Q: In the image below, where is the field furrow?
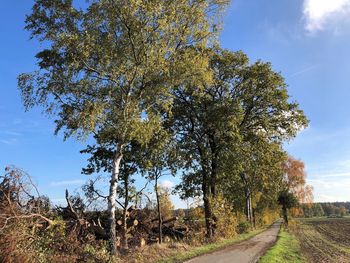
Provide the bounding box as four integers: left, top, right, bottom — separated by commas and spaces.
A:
294, 218, 350, 263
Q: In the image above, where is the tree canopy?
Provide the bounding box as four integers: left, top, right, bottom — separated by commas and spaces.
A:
16, 0, 310, 255
171, 48, 308, 236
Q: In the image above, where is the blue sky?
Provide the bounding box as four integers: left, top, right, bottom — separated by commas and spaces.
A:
1, 0, 350, 207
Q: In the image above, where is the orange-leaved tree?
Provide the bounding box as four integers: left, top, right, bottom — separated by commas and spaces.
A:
283, 156, 313, 217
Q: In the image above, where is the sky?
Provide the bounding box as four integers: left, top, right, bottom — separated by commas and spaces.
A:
1, 0, 350, 207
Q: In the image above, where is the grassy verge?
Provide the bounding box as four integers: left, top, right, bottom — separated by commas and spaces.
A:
156, 228, 266, 263
259, 228, 306, 263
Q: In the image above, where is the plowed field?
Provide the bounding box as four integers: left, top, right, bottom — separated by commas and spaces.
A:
294, 218, 350, 263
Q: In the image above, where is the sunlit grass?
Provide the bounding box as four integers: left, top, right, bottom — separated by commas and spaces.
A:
259, 228, 306, 263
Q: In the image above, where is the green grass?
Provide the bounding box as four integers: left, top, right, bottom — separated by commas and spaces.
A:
156, 228, 266, 263
259, 228, 306, 263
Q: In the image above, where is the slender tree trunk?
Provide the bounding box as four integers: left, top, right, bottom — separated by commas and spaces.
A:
252, 207, 256, 229
202, 175, 213, 238
155, 174, 163, 244
245, 194, 250, 222
210, 162, 217, 235
244, 188, 250, 221
121, 173, 129, 250
240, 173, 252, 225
209, 133, 218, 234
282, 205, 288, 226
108, 144, 123, 255
248, 194, 253, 224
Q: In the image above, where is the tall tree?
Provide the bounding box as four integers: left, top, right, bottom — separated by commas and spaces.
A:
172, 49, 308, 237
283, 156, 313, 217
278, 190, 298, 226
18, 0, 227, 254
137, 130, 177, 244
283, 156, 313, 203
81, 141, 144, 250
221, 139, 287, 227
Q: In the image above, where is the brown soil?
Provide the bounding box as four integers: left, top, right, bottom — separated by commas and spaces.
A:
294, 218, 350, 263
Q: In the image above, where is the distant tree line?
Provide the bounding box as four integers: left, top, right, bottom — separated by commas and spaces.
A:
296, 202, 349, 218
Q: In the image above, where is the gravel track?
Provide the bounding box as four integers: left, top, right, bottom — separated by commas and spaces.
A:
185, 220, 281, 263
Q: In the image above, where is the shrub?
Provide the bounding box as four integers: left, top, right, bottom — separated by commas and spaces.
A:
237, 221, 251, 234
211, 195, 238, 238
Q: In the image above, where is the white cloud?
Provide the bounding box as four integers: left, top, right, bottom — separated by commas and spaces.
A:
307, 167, 350, 202
50, 179, 85, 186
160, 179, 175, 189
317, 194, 347, 202
303, 0, 350, 32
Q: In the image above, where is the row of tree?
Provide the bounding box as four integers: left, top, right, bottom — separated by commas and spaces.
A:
16, 0, 309, 255
296, 203, 349, 218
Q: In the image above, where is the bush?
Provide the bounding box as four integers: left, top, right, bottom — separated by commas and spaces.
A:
256, 208, 280, 226
211, 195, 237, 238
237, 221, 251, 234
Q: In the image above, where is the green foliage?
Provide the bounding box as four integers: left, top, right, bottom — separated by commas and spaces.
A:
14, 1, 311, 258
278, 190, 298, 225
18, 2, 230, 252
278, 190, 298, 209
237, 221, 251, 234
172, 48, 307, 236
19, 0, 228, 143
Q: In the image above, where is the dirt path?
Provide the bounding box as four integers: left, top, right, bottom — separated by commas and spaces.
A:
185, 220, 281, 263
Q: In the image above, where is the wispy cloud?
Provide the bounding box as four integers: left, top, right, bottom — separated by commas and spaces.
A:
289, 65, 318, 78
50, 179, 85, 186
0, 130, 23, 145
1, 131, 22, 136
306, 158, 350, 202
303, 0, 350, 33
0, 138, 18, 145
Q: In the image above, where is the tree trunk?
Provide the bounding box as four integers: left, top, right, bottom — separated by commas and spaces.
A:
121, 173, 129, 250
203, 195, 213, 238
202, 176, 213, 238
240, 173, 252, 225
248, 194, 253, 224
282, 205, 288, 226
155, 174, 163, 244
245, 194, 250, 223
108, 145, 123, 255
210, 151, 218, 235
198, 145, 214, 238
252, 207, 256, 229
